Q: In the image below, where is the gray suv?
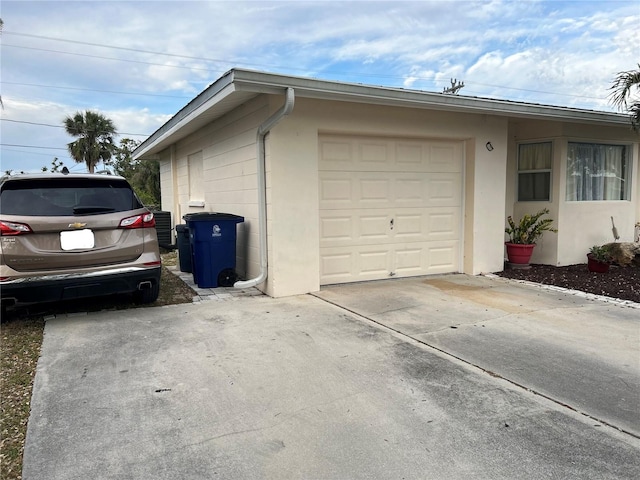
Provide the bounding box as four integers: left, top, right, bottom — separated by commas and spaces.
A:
0, 172, 162, 310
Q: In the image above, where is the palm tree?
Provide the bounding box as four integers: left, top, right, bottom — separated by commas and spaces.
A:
64, 110, 117, 173
610, 64, 640, 132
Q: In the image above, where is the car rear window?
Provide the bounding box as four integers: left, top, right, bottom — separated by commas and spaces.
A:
0, 178, 144, 216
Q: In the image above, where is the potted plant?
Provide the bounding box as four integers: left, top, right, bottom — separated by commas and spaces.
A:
587, 244, 612, 273
505, 208, 557, 265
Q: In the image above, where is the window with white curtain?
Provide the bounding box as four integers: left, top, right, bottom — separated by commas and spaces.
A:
518, 142, 552, 201
566, 143, 629, 201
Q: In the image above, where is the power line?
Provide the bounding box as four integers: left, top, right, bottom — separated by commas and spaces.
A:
6, 31, 233, 63
0, 144, 68, 150
2, 43, 226, 76
0, 79, 193, 99
1, 118, 150, 137
1, 146, 72, 159
2, 40, 409, 85
5, 30, 599, 101
2, 30, 615, 109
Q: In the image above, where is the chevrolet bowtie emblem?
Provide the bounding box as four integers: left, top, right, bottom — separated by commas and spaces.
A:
68, 222, 87, 229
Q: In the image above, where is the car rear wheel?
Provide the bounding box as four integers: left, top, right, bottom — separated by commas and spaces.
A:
134, 282, 160, 304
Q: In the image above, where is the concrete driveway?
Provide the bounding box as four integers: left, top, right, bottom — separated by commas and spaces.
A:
23, 274, 640, 479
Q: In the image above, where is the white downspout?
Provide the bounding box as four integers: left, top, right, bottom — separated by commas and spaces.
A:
234, 87, 295, 289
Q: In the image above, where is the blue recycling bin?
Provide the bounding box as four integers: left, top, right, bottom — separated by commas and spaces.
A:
184, 213, 244, 288
175, 224, 192, 273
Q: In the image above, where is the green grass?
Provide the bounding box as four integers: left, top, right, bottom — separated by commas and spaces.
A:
1, 317, 44, 480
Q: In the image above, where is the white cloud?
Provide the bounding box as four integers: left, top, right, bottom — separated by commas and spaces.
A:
1, 0, 638, 173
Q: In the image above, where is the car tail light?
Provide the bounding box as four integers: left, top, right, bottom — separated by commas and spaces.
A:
0, 220, 33, 236
119, 212, 156, 229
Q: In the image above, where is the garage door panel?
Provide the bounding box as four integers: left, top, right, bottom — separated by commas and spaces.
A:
320, 172, 461, 210
320, 242, 460, 284
395, 247, 424, 274
360, 214, 391, 240
319, 138, 354, 169
321, 246, 392, 284
321, 208, 459, 247
320, 210, 392, 247
319, 178, 352, 205
320, 216, 353, 242
428, 175, 461, 205
395, 142, 424, 168
359, 141, 391, 166
320, 250, 354, 283
360, 178, 391, 204
319, 135, 462, 284
426, 209, 460, 240
320, 135, 462, 173
393, 213, 422, 237
359, 249, 392, 276
427, 242, 460, 272
395, 178, 423, 204
429, 144, 462, 172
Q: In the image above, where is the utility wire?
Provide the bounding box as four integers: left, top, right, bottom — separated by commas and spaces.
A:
3, 30, 609, 103
2, 43, 226, 76
1, 118, 150, 137
1, 79, 193, 99
1, 144, 68, 150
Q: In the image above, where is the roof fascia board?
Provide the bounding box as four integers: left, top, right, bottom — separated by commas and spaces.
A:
134, 71, 238, 159
136, 68, 632, 159
230, 69, 628, 127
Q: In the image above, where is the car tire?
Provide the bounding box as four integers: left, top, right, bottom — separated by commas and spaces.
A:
134, 283, 160, 304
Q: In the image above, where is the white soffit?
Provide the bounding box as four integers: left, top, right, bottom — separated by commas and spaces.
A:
135, 82, 258, 159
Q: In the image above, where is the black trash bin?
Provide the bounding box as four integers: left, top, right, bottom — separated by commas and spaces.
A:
175, 224, 192, 273
184, 213, 244, 288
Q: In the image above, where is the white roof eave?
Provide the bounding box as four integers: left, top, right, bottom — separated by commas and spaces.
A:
134, 68, 630, 159
231, 69, 627, 124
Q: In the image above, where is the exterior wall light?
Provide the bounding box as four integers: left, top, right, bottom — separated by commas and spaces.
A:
486, 142, 494, 151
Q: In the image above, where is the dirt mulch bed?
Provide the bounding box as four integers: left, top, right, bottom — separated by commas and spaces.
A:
495, 263, 640, 304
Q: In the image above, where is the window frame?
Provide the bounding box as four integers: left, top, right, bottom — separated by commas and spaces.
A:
565, 141, 631, 202
187, 150, 204, 204
516, 141, 553, 202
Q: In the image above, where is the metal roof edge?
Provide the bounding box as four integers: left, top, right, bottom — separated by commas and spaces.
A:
134, 69, 237, 159
230, 69, 628, 125
135, 68, 632, 158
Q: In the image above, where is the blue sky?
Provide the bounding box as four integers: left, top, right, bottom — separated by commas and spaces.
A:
1, 0, 639, 173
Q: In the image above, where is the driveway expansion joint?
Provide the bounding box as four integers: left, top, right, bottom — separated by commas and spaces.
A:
310, 291, 640, 441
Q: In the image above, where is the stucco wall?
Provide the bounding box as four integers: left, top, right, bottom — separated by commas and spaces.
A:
158, 90, 638, 297
266, 97, 509, 295
160, 95, 270, 283
507, 120, 639, 266
160, 93, 510, 296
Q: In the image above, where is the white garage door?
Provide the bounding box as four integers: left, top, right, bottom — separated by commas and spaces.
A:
319, 134, 463, 285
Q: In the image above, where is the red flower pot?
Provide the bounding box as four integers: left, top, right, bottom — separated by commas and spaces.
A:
587, 254, 610, 273
505, 243, 536, 265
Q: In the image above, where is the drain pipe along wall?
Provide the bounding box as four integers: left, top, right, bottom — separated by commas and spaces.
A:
234, 88, 295, 289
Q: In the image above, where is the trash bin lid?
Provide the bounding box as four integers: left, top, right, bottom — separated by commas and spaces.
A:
183, 212, 244, 222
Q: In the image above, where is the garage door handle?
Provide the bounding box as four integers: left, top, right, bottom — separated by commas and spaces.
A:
390, 218, 394, 230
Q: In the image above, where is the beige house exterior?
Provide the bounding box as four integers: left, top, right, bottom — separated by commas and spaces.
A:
134, 69, 640, 298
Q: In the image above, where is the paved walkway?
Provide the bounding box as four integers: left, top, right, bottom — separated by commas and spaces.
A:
165, 264, 264, 302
